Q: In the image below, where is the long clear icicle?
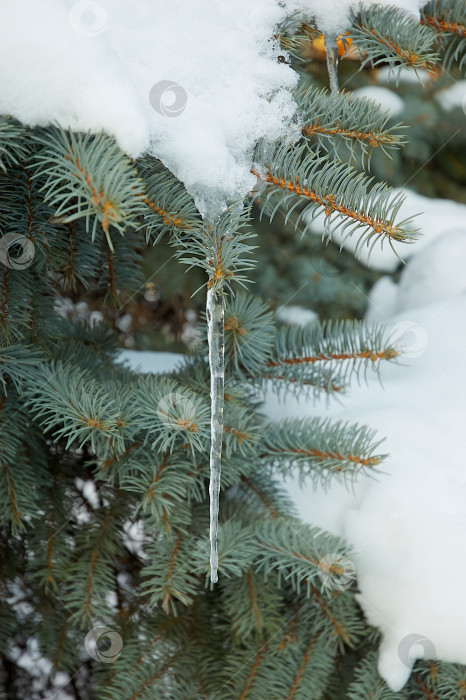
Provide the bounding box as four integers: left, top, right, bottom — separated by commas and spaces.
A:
324, 35, 340, 92
206, 284, 224, 584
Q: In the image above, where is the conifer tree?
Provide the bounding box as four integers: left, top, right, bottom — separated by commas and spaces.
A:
1, 2, 466, 698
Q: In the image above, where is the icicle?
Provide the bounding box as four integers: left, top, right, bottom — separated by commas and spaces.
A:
206, 283, 224, 584
324, 35, 339, 92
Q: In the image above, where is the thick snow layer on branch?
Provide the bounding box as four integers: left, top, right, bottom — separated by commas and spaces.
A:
0, 0, 299, 209
286, 0, 427, 36
0, 0, 430, 211
265, 224, 466, 690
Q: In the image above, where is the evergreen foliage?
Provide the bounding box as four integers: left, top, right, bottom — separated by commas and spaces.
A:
1, 3, 465, 698
298, 85, 406, 156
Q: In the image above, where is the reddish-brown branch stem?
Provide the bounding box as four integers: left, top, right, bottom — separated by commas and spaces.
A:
286, 636, 317, 700
251, 168, 403, 238
266, 349, 398, 367
421, 15, 466, 37
239, 645, 267, 700
241, 475, 278, 519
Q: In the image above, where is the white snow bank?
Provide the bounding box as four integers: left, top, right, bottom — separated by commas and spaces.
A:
377, 65, 434, 85
367, 229, 466, 321
265, 224, 466, 690
435, 80, 466, 112
276, 305, 318, 325
350, 86, 405, 117
118, 350, 184, 375
308, 188, 466, 271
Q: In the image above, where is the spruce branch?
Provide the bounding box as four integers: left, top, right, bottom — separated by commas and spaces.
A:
258, 320, 400, 398
133, 374, 210, 455
138, 156, 203, 244
223, 406, 261, 458
254, 518, 350, 597
298, 85, 406, 156
347, 651, 408, 698
349, 5, 439, 72
421, 0, 466, 37
252, 141, 419, 257
238, 473, 296, 520
64, 490, 125, 622
23, 362, 137, 457
259, 367, 346, 397
221, 567, 284, 640
0, 116, 29, 172
268, 320, 400, 385
421, 0, 466, 72
284, 632, 334, 699
223, 293, 275, 376
0, 344, 44, 394
31, 128, 145, 249
431, 662, 466, 696
140, 530, 199, 614
262, 417, 386, 486
0, 426, 33, 532
119, 452, 195, 527
176, 204, 256, 293
275, 14, 319, 60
